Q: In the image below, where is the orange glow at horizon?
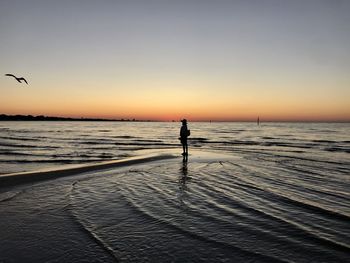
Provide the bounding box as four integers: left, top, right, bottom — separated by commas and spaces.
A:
1, 91, 349, 122
1, 65, 349, 122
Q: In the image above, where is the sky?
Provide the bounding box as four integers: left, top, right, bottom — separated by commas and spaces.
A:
0, 0, 349, 121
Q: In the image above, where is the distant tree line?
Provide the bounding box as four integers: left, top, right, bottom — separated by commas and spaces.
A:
0, 114, 150, 122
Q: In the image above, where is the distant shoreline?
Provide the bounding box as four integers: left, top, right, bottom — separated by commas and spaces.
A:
0, 114, 151, 122
0, 114, 348, 123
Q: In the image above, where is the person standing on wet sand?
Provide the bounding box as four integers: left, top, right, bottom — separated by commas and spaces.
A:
179, 119, 190, 157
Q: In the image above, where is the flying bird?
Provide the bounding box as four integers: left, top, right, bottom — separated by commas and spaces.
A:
5, 74, 28, 84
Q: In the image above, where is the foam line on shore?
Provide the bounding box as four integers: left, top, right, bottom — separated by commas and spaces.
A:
0, 153, 178, 186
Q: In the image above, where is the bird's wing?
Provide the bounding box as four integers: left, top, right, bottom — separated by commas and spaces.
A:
18, 78, 28, 84
5, 74, 16, 78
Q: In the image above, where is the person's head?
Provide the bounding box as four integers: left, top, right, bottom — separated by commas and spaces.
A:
181, 119, 187, 125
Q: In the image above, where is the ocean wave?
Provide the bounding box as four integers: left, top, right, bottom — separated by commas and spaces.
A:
324, 147, 350, 153
190, 140, 318, 151
252, 152, 349, 166
114, 142, 176, 147
189, 137, 209, 142
261, 142, 314, 149
0, 136, 41, 141
0, 142, 37, 148
0, 142, 58, 149
312, 139, 335, 143
0, 151, 50, 157
0, 159, 93, 164
112, 135, 136, 139
0, 190, 22, 202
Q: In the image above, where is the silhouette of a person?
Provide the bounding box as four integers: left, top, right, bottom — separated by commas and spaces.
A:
179, 119, 190, 158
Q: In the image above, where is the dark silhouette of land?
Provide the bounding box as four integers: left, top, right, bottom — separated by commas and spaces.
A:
5, 74, 28, 84
0, 114, 151, 122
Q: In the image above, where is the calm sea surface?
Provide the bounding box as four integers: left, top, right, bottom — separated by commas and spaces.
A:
0, 121, 349, 262
0, 121, 349, 174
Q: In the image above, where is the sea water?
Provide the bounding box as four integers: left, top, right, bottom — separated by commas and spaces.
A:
0, 121, 349, 174
0, 122, 349, 262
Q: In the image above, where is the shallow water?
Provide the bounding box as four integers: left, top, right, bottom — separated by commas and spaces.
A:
70, 157, 349, 262
0, 122, 349, 262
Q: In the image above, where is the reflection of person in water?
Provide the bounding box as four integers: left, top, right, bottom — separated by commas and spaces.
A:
181, 160, 188, 176
179, 119, 190, 158
179, 161, 188, 186
178, 160, 189, 205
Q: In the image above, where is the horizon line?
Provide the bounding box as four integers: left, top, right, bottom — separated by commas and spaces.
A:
1, 114, 349, 123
